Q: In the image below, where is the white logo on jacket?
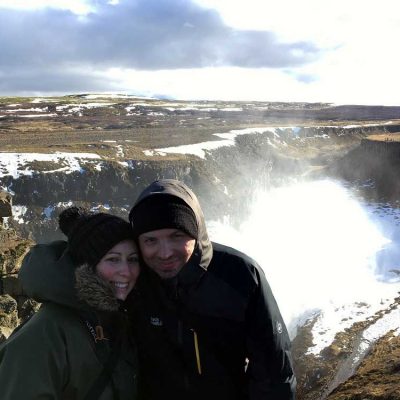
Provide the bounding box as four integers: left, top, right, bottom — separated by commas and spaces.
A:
150, 317, 163, 326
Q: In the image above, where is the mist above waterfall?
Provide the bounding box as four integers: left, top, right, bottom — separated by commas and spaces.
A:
207, 179, 400, 338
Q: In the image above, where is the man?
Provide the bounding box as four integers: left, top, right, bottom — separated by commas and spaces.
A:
128, 179, 296, 400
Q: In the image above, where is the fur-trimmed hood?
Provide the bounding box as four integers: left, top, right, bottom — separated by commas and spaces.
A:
19, 240, 121, 313
75, 264, 120, 312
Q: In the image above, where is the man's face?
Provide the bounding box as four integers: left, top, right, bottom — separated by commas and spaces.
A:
138, 228, 196, 279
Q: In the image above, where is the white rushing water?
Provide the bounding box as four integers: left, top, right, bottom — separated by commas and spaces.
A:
207, 179, 400, 344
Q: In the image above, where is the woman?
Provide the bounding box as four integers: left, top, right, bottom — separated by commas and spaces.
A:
0, 207, 139, 399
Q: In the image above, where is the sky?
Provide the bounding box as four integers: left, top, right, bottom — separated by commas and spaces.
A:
1, 0, 400, 105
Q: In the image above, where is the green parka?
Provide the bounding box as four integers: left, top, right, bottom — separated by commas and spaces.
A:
0, 240, 138, 400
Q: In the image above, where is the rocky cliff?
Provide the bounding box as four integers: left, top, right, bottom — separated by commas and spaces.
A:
326, 332, 400, 399
0, 192, 36, 343
327, 133, 400, 202
2, 123, 394, 243
292, 296, 400, 399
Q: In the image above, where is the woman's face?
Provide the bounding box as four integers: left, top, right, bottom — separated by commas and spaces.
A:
96, 239, 140, 301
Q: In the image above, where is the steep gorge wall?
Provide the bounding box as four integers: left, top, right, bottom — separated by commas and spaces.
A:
360, 137, 400, 160
327, 136, 400, 201
2, 131, 307, 242
3, 159, 230, 242
3, 124, 395, 242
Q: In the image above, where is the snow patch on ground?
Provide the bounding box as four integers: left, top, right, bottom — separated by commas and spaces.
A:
307, 297, 396, 355
151, 139, 235, 158
116, 145, 124, 157
11, 205, 28, 224
144, 126, 280, 158
66, 103, 115, 113
0, 152, 101, 179
143, 149, 166, 157
142, 123, 383, 158
84, 93, 154, 100
31, 98, 54, 103
5, 107, 48, 113
354, 307, 400, 363
17, 114, 57, 118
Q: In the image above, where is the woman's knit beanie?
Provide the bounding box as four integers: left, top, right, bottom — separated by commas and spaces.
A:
129, 194, 198, 239
59, 206, 133, 268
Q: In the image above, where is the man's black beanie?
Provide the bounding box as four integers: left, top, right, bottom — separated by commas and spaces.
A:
129, 194, 198, 239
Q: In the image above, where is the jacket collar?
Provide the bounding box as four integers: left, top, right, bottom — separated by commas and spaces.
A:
177, 245, 207, 288
75, 264, 120, 312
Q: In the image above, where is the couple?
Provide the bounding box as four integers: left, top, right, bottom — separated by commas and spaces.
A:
0, 179, 296, 399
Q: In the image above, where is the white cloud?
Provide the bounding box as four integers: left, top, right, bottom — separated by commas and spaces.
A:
193, 0, 400, 45
0, 0, 93, 14
1, 0, 400, 105
186, 0, 400, 104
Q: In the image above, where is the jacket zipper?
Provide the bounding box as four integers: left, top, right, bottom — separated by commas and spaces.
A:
175, 285, 201, 386
192, 329, 202, 375
178, 319, 190, 389
175, 284, 191, 389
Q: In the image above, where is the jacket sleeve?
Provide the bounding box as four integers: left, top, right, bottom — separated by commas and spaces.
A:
0, 313, 69, 399
245, 263, 296, 400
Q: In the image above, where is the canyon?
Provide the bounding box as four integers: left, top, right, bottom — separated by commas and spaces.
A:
1, 94, 400, 399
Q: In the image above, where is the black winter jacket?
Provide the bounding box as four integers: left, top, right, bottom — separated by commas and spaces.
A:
129, 179, 296, 400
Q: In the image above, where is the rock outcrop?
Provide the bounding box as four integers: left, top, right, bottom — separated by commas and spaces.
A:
326, 133, 400, 202
292, 297, 400, 399
326, 332, 400, 399
0, 190, 12, 226
0, 202, 36, 344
